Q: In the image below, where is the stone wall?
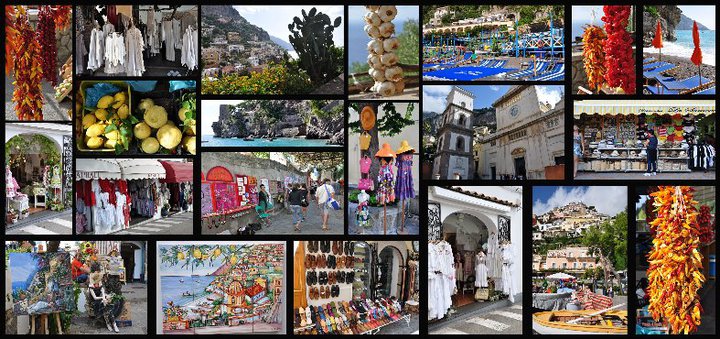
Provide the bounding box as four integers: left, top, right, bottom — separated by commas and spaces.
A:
201, 152, 306, 183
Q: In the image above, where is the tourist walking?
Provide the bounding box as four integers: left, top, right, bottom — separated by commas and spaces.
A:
300, 183, 309, 221
288, 183, 305, 232
643, 129, 658, 176
315, 178, 336, 231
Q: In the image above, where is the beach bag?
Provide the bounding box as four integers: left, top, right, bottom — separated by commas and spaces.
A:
475, 288, 489, 301
325, 185, 341, 210
358, 178, 374, 191
359, 132, 371, 150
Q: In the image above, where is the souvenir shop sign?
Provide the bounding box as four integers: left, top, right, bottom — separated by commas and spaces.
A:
498, 215, 511, 242
9, 252, 75, 315
62, 135, 73, 203
428, 202, 442, 241
158, 243, 285, 334
574, 100, 715, 117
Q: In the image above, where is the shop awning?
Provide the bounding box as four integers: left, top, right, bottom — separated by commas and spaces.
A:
76, 159, 121, 180
574, 100, 715, 117
116, 159, 166, 180
160, 161, 193, 183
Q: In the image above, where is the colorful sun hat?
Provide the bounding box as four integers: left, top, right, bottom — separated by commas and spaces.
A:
360, 105, 376, 130
375, 143, 396, 158
396, 140, 415, 154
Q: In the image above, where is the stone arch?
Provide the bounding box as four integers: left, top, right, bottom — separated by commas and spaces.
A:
441, 208, 499, 235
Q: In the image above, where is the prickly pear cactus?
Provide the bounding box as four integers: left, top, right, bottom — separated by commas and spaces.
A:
288, 7, 342, 84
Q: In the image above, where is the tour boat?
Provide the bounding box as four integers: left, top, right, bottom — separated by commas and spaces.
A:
533, 309, 628, 335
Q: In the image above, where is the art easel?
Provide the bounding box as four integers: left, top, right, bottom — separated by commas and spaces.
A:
29, 312, 63, 335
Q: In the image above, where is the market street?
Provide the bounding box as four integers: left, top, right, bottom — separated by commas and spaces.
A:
5, 211, 72, 235
114, 212, 194, 235
430, 302, 523, 335
254, 200, 344, 235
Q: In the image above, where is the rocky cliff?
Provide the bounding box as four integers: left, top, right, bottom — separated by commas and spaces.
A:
642, 6, 682, 46
212, 100, 344, 144
202, 5, 272, 43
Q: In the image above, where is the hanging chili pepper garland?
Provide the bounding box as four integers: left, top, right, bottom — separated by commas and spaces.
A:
647, 186, 704, 334
10, 8, 44, 120
582, 25, 606, 91
38, 5, 58, 86
602, 5, 636, 94
697, 205, 714, 245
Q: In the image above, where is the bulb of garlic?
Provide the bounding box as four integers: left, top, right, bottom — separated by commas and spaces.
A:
364, 6, 403, 97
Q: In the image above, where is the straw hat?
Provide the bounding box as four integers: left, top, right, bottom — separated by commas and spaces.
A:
396, 140, 415, 154
375, 143, 396, 158
360, 106, 376, 130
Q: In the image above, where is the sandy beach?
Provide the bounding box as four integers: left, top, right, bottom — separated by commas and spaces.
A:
643, 52, 716, 81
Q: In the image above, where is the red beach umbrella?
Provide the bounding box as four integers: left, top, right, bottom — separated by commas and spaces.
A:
651, 21, 663, 62
690, 21, 703, 87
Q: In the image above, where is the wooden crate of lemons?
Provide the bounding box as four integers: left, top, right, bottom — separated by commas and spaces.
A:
77, 81, 196, 155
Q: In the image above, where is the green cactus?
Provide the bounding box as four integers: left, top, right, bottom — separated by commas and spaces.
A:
288, 7, 342, 84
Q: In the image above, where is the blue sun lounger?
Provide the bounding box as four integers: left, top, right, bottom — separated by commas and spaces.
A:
529, 63, 565, 81
643, 61, 674, 71
693, 86, 716, 95
507, 61, 548, 79
643, 57, 656, 64
645, 75, 714, 94
643, 63, 677, 80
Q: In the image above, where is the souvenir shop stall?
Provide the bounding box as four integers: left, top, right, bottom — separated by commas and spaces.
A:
5, 5, 73, 121
574, 100, 716, 174
293, 241, 420, 335
75, 158, 173, 234
426, 186, 523, 328
200, 166, 257, 233
348, 103, 420, 235
76, 5, 198, 77
159, 160, 193, 215
5, 123, 72, 227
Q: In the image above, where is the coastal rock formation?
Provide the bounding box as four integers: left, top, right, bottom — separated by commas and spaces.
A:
212, 100, 343, 142
642, 6, 682, 46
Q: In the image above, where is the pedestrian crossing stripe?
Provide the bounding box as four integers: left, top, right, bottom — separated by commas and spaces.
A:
430, 327, 468, 335
48, 217, 72, 228
466, 316, 511, 331
510, 304, 523, 310
491, 310, 523, 321
8, 225, 59, 235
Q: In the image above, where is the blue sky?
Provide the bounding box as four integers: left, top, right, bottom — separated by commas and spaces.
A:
233, 6, 344, 47
10, 253, 39, 290
533, 186, 627, 215
422, 85, 563, 113
348, 6, 418, 25
679, 6, 715, 30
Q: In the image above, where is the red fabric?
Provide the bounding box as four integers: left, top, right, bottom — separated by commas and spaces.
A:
691, 21, 703, 66
107, 5, 117, 26
98, 179, 117, 206
76, 180, 95, 206
652, 21, 663, 49
116, 180, 130, 204
160, 161, 193, 183
71, 259, 85, 279
577, 291, 614, 310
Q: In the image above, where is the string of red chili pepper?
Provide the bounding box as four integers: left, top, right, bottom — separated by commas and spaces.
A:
38, 5, 58, 86
10, 10, 44, 120
602, 6, 636, 94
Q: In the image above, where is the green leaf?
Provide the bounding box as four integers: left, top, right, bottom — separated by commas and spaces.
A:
104, 124, 118, 133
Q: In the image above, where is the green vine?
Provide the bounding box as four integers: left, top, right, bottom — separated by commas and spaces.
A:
348, 102, 416, 136
6, 134, 60, 166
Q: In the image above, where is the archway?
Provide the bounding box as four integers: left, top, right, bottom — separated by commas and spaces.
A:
121, 242, 145, 282
377, 246, 404, 300
6, 133, 63, 215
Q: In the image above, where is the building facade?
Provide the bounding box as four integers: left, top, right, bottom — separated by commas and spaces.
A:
479, 85, 565, 180
433, 86, 476, 180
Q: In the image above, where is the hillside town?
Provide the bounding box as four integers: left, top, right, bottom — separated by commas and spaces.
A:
532, 201, 610, 239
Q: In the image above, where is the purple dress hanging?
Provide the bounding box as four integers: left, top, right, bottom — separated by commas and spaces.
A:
394, 154, 414, 200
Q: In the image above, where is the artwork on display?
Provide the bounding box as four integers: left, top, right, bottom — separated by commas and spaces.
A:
9, 252, 75, 315
158, 242, 285, 334
201, 183, 213, 215
498, 215, 511, 242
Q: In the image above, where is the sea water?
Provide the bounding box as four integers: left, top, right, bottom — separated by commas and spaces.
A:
646, 30, 716, 66
161, 275, 216, 307
201, 135, 341, 147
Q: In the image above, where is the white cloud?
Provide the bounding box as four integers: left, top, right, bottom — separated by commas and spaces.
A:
535, 85, 564, 108
489, 85, 501, 91
534, 186, 627, 216
423, 85, 452, 113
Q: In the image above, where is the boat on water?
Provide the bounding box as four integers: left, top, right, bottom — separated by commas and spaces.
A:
533, 310, 628, 335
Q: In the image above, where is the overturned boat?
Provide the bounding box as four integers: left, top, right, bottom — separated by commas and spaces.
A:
533, 308, 628, 335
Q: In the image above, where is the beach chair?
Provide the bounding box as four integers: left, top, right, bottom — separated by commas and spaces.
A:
643, 57, 656, 64
507, 61, 548, 79
491, 60, 507, 68
643, 64, 677, 82
530, 63, 565, 81
646, 75, 715, 94
643, 61, 674, 71
693, 86, 716, 95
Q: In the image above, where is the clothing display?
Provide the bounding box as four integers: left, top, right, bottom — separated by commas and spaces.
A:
87, 27, 105, 71
376, 163, 395, 204
689, 143, 715, 170
394, 153, 414, 200
129, 179, 160, 218
76, 10, 88, 71
428, 240, 455, 320
162, 19, 175, 61
124, 26, 146, 76
475, 252, 489, 288
181, 26, 198, 71
104, 33, 126, 74
146, 8, 160, 56
355, 190, 370, 228
500, 244, 515, 303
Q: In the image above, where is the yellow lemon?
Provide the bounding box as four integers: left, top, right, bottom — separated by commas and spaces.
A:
185, 119, 196, 136
213, 248, 222, 258
144, 105, 168, 128
157, 124, 182, 150
86, 123, 106, 137
104, 138, 119, 149
86, 136, 104, 149
193, 248, 202, 259
97, 95, 114, 109
82, 114, 97, 129
177, 252, 185, 260
94, 108, 109, 121
178, 107, 191, 122
139, 98, 155, 111
182, 136, 196, 155
113, 91, 127, 104
133, 122, 152, 140
117, 104, 129, 119
105, 130, 120, 140
230, 255, 238, 265
141, 137, 160, 154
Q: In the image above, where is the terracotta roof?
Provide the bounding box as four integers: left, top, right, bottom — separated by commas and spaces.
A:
246, 284, 264, 297
444, 186, 519, 207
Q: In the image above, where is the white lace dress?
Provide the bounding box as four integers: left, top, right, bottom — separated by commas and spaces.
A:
501, 245, 515, 303
475, 252, 489, 288
125, 27, 146, 76
428, 241, 456, 320
115, 191, 127, 229
87, 28, 105, 71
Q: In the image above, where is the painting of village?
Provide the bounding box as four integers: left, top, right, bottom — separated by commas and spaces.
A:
9, 252, 75, 315
158, 242, 285, 334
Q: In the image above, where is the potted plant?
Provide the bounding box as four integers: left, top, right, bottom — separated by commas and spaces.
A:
20, 208, 29, 219
7, 207, 18, 224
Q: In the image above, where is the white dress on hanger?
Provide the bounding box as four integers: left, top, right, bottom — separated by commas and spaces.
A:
115, 191, 127, 229
487, 232, 500, 278
428, 241, 456, 320
104, 33, 126, 74
501, 244, 515, 303
146, 9, 160, 56
475, 252, 489, 288
162, 20, 175, 61
173, 18, 182, 49
87, 27, 105, 71
181, 26, 198, 71
125, 26, 146, 76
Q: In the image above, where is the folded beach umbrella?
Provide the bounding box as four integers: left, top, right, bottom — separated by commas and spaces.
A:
691, 21, 703, 87
652, 21, 663, 62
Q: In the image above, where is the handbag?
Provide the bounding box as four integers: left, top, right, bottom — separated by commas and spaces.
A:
325, 185, 341, 210
358, 178, 374, 191
475, 288, 489, 301
359, 132, 371, 150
